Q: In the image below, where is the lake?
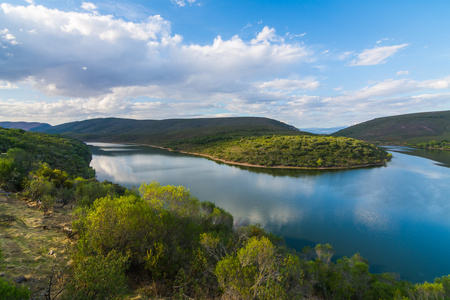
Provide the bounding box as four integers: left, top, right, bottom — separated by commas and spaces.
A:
89, 143, 450, 283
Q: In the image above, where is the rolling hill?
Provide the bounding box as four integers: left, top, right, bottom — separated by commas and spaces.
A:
43, 117, 304, 145
0, 121, 52, 132
333, 110, 450, 145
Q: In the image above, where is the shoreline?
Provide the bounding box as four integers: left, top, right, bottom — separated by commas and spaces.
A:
125, 142, 387, 170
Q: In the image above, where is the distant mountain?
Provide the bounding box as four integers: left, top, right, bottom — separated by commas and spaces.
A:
302, 126, 347, 135
0, 121, 52, 132
44, 117, 304, 145
333, 110, 450, 144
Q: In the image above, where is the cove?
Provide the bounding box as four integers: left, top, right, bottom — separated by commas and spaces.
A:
89, 143, 450, 283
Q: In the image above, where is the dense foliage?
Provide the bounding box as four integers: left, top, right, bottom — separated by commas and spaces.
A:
412, 140, 450, 149
68, 182, 450, 299
176, 135, 391, 168
0, 127, 94, 190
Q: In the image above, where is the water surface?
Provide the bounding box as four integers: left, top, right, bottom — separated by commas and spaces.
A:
89, 143, 450, 283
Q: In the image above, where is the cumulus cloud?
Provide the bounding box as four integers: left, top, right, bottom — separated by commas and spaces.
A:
0, 3, 448, 129
0, 4, 310, 99
350, 44, 408, 66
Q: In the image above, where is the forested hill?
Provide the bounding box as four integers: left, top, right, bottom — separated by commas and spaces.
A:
43, 117, 304, 145
0, 121, 51, 132
333, 110, 450, 145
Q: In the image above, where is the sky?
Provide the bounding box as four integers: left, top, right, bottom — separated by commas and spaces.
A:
1, 0, 450, 130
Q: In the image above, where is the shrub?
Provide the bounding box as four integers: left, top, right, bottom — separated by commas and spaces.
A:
66, 250, 128, 300
0, 279, 31, 300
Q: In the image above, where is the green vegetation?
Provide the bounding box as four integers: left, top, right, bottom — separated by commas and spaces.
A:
38, 116, 391, 169
333, 110, 450, 147
1, 123, 449, 299
0, 127, 94, 191
43, 116, 303, 145
70, 184, 450, 299
168, 135, 391, 168
412, 140, 450, 150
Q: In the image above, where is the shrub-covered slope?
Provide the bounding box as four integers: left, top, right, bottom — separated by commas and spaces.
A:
171, 135, 391, 168
333, 110, 450, 145
0, 127, 94, 190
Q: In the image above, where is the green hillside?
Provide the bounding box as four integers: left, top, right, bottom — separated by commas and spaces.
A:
333, 110, 450, 145
44, 117, 303, 145
0, 127, 94, 190
169, 135, 390, 168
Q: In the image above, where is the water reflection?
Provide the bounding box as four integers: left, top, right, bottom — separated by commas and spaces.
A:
89, 143, 450, 283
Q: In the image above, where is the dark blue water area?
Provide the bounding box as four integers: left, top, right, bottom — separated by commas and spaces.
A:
89, 143, 450, 283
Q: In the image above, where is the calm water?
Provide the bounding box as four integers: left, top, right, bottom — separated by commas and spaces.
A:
89, 143, 450, 283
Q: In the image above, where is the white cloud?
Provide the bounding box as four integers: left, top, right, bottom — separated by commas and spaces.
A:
1, 28, 20, 45
0, 81, 17, 89
251, 26, 283, 44
396, 70, 409, 76
171, 0, 197, 7
24, 0, 34, 4
0, 3, 448, 129
0, 4, 310, 98
350, 44, 408, 66
257, 78, 319, 91
81, 2, 97, 13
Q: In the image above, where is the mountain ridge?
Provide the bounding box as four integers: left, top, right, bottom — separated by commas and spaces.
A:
332, 110, 450, 144
42, 116, 305, 145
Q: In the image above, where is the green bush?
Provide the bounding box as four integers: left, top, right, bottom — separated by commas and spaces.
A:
0, 279, 31, 300
0, 148, 30, 191
215, 236, 287, 300
74, 179, 122, 208
66, 250, 128, 300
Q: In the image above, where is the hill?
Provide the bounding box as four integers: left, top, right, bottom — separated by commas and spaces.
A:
172, 135, 390, 169
0, 127, 94, 190
0, 121, 52, 132
332, 110, 450, 145
43, 117, 303, 145
43, 117, 391, 169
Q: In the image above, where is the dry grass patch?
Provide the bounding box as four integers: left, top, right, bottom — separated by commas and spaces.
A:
0, 193, 74, 299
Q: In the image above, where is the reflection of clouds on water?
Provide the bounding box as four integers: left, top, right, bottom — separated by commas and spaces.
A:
353, 207, 391, 232
245, 204, 303, 228
91, 156, 138, 183
405, 166, 448, 179
88, 142, 137, 152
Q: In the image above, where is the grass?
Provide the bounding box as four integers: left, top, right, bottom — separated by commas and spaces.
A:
0, 193, 73, 298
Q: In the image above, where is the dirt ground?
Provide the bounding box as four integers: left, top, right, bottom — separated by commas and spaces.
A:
0, 192, 74, 299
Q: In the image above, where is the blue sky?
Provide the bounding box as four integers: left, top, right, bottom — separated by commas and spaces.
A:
1, 0, 450, 129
